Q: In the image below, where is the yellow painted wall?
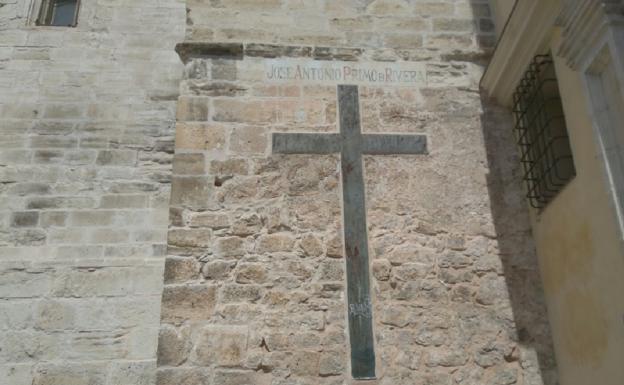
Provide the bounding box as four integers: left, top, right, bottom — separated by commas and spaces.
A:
529, 35, 624, 385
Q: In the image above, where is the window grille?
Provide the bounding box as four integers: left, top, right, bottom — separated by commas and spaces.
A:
37, 0, 80, 27
512, 54, 576, 209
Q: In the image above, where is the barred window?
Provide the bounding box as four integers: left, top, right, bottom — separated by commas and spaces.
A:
37, 0, 80, 27
513, 54, 576, 209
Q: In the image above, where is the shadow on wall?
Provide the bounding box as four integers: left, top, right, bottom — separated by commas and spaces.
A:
479, 93, 560, 385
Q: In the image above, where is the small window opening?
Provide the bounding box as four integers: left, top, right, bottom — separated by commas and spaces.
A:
37, 0, 80, 27
512, 54, 577, 210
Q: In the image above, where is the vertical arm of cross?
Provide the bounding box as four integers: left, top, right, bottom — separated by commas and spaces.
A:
338, 85, 377, 380
271, 85, 427, 380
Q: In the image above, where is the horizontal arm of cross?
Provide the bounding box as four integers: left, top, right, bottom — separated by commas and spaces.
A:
273, 132, 427, 155
361, 134, 427, 155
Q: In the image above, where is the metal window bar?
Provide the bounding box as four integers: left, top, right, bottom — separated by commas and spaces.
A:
512, 54, 576, 209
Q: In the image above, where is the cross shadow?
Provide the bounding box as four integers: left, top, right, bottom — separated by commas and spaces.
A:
479, 94, 560, 385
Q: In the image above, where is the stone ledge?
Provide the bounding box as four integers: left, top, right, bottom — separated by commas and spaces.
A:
175, 41, 488, 64
175, 43, 244, 63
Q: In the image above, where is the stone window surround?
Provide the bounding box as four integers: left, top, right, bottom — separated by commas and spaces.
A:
481, 0, 624, 243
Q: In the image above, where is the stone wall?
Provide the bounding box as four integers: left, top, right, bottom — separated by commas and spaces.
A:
158, 1, 558, 384
185, 0, 495, 59
0, 0, 184, 384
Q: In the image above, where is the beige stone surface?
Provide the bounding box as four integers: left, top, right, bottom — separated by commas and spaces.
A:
0, 0, 185, 384
1, 0, 563, 384
157, 1, 557, 384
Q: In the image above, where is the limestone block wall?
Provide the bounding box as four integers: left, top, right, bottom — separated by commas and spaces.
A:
185, 0, 496, 57
158, 1, 558, 384
0, 0, 185, 384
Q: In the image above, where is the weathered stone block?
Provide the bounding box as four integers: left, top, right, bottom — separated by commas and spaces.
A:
383, 33, 424, 49
0, 268, 53, 298
156, 368, 211, 385
43, 104, 85, 119
34, 150, 63, 164
39, 212, 67, 227
219, 284, 262, 303
35, 300, 76, 331
161, 285, 217, 324
289, 351, 320, 376
95, 150, 137, 166
255, 233, 295, 253
209, 158, 249, 175
212, 369, 263, 385
108, 361, 156, 385
11, 229, 47, 246
325, 235, 344, 258
372, 259, 391, 281
202, 260, 236, 280
216, 236, 247, 257
235, 263, 267, 284
319, 350, 345, 376
229, 126, 268, 155
27, 197, 95, 210
98, 195, 147, 209
52, 267, 135, 297
425, 349, 469, 367
164, 257, 201, 284
32, 363, 107, 385
170, 176, 212, 209
230, 214, 262, 236
211, 59, 237, 80
416, 2, 455, 16
176, 96, 209, 122
316, 259, 345, 281
189, 212, 230, 229
299, 233, 323, 257
173, 153, 205, 175
168, 229, 211, 248
213, 100, 276, 124
175, 123, 227, 151
11, 211, 39, 227
158, 325, 191, 366
433, 18, 476, 32
29, 136, 78, 149
69, 211, 114, 227
192, 325, 248, 367
476, 275, 508, 306
0, 364, 33, 385
7, 183, 50, 196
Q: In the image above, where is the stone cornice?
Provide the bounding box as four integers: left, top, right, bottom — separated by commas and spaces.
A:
480, 0, 561, 106
174, 41, 490, 65
557, 0, 624, 70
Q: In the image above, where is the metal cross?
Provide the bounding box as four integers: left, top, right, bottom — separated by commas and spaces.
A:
272, 85, 427, 379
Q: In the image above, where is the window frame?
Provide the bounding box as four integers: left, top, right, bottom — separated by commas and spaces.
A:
35, 0, 81, 27
512, 53, 577, 211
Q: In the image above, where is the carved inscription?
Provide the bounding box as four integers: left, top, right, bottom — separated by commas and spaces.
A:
264, 59, 427, 87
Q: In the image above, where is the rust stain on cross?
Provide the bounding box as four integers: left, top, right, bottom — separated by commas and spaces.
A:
272, 85, 428, 379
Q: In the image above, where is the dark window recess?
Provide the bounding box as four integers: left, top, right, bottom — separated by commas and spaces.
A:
37, 0, 80, 27
513, 54, 576, 210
